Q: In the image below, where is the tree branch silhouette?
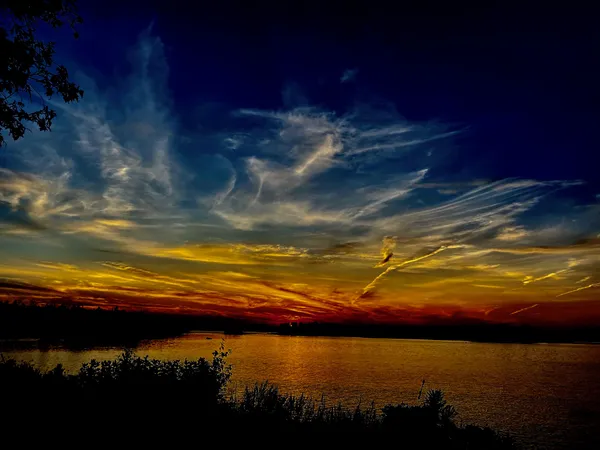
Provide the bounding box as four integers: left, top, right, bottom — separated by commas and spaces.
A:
0, 0, 84, 146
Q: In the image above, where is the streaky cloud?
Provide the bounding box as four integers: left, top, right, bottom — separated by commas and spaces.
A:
557, 282, 600, 297
509, 304, 539, 316
358, 245, 465, 301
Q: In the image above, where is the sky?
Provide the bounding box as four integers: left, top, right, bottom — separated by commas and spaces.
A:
1, 3, 600, 325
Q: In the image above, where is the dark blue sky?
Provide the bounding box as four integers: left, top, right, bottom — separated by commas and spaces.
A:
65, 1, 600, 192
2, 1, 600, 322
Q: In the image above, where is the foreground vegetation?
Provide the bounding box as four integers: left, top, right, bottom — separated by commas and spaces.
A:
0, 345, 516, 447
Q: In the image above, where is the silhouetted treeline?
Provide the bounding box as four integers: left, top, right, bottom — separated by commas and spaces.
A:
0, 300, 188, 345
2, 300, 598, 346
0, 349, 516, 447
0, 300, 251, 347
277, 321, 600, 344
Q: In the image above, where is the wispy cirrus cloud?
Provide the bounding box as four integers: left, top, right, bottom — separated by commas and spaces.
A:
340, 68, 358, 83
210, 108, 450, 231
1, 28, 179, 235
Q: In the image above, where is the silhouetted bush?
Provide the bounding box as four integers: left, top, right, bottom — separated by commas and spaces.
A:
0, 347, 516, 447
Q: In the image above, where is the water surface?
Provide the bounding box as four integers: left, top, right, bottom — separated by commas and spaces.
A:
2, 333, 599, 449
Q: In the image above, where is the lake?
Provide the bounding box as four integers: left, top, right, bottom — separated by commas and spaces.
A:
2, 332, 599, 449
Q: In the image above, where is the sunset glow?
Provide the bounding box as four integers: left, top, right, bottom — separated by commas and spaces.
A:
1, 30, 599, 327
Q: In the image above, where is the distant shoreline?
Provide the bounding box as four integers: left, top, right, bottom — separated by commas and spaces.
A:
2, 301, 599, 348
1, 331, 598, 352
211, 330, 600, 346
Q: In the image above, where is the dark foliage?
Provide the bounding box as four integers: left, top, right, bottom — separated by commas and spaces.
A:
0, 349, 517, 447
0, 345, 233, 432
0, 0, 84, 145
0, 300, 194, 345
